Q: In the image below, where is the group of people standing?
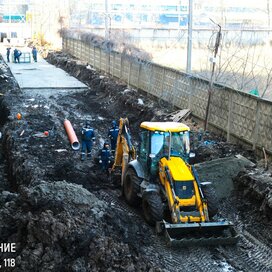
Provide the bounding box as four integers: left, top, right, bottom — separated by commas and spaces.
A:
6, 46, 38, 63
80, 120, 120, 173
6, 47, 21, 63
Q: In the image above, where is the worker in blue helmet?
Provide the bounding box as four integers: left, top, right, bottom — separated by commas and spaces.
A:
32, 46, 38, 62
81, 120, 95, 161
98, 142, 113, 173
14, 48, 22, 63
6, 47, 11, 63
108, 120, 119, 152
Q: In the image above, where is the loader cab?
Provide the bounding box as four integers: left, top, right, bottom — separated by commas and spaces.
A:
138, 122, 191, 177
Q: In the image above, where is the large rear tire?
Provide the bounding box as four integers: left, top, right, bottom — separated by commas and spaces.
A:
201, 185, 219, 218
142, 193, 164, 226
123, 168, 141, 206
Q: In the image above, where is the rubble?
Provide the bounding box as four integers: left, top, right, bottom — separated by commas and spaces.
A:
234, 169, 272, 218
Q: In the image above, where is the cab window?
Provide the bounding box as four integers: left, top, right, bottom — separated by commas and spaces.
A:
139, 130, 149, 161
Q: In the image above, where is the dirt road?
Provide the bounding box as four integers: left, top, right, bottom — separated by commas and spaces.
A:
0, 52, 271, 271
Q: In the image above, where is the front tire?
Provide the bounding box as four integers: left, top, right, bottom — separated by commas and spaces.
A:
202, 185, 219, 218
142, 193, 164, 226
123, 168, 141, 206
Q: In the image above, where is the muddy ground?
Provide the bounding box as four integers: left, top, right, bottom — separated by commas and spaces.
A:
0, 52, 272, 272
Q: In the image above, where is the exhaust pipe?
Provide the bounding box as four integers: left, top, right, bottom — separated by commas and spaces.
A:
64, 119, 80, 150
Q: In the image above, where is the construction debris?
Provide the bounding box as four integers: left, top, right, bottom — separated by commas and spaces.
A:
166, 109, 191, 122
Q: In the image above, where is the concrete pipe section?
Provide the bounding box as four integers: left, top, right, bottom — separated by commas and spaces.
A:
64, 119, 80, 150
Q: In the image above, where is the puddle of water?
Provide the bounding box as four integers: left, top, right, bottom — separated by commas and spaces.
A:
219, 261, 235, 272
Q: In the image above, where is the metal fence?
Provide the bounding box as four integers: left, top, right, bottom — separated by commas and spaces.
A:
63, 37, 272, 155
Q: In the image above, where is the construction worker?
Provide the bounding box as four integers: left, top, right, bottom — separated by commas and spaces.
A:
108, 120, 119, 152
98, 142, 112, 173
81, 121, 95, 161
14, 48, 22, 63
32, 46, 37, 62
6, 47, 11, 63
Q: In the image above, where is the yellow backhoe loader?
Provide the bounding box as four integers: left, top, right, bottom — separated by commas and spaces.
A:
111, 118, 238, 246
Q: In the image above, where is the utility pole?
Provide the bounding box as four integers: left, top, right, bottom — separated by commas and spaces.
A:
267, 0, 271, 32
8, 0, 11, 39
204, 21, 222, 131
178, 0, 181, 29
186, 0, 193, 73
105, 0, 109, 40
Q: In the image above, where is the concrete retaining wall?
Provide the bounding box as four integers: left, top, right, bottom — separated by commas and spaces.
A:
63, 37, 272, 154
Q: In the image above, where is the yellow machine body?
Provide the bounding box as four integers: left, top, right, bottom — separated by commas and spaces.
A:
140, 121, 190, 132
159, 157, 209, 224
112, 119, 238, 246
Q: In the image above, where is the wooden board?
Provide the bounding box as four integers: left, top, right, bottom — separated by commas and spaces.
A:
166, 109, 191, 122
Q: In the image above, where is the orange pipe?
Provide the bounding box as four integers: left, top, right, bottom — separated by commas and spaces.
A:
64, 119, 80, 150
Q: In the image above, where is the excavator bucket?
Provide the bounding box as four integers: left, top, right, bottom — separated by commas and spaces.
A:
156, 221, 239, 247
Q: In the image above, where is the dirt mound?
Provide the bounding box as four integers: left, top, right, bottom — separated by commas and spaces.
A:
20, 180, 106, 213
234, 169, 272, 219
0, 173, 163, 271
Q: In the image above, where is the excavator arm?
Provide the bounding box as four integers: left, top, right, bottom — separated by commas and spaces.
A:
111, 118, 136, 185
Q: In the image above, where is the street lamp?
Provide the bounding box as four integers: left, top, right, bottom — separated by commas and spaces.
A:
104, 13, 111, 41
186, 0, 193, 73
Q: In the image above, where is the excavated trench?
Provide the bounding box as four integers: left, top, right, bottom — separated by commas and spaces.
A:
0, 98, 9, 126
0, 97, 9, 192
0, 52, 271, 271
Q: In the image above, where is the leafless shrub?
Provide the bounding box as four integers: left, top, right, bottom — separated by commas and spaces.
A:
61, 28, 152, 62
194, 29, 272, 100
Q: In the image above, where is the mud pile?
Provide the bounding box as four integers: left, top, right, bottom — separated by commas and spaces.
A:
0, 180, 163, 271
234, 169, 272, 219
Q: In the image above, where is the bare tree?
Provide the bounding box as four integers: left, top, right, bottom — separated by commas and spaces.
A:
267, 0, 271, 30
204, 21, 221, 131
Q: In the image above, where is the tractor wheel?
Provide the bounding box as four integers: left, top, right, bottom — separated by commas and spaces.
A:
142, 193, 164, 226
123, 168, 141, 206
202, 184, 219, 218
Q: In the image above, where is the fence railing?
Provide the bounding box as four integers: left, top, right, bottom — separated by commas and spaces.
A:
63, 37, 272, 155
